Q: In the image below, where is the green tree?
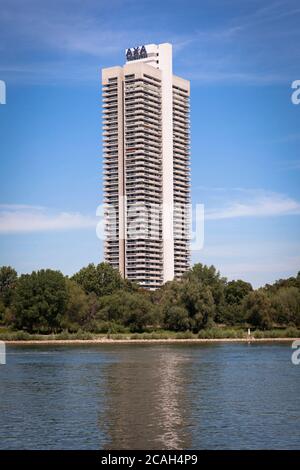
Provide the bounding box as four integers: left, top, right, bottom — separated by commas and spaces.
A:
183, 263, 226, 322
161, 278, 215, 331
163, 305, 190, 331
98, 290, 158, 332
0, 266, 18, 307
272, 287, 300, 327
0, 299, 5, 324
60, 279, 90, 331
181, 281, 215, 330
160, 280, 186, 330
243, 290, 273, 330
223, 280, 253, 325
12, 269, 67, 332
71, 262, 124, 297
264, 272, 300, 293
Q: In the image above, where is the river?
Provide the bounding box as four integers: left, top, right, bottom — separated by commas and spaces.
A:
0, 342, 299, 449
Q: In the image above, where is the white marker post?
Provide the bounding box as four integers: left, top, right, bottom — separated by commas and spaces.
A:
0, 341, 6, 365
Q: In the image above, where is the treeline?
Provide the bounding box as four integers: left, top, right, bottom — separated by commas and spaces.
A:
0, 263, 299, 334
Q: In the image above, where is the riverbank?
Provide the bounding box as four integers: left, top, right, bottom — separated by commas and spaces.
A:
1, 327, 299, 344
4, 337, 300, 345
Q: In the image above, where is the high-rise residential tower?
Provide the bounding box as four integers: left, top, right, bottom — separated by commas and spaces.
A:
102, 43, 190, 290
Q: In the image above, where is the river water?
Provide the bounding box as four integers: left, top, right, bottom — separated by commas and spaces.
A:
0, 342, 299, 449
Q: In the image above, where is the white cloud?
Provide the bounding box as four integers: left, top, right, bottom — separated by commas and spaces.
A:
222, 257, 300, 276
205, 190, 300, 220
218, 257, 300, 288
192, 241, 300, 287
0, 203, 44, 210
0, 205, 96, 233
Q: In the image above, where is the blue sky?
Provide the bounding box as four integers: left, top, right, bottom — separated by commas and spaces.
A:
0, 0, 299, 287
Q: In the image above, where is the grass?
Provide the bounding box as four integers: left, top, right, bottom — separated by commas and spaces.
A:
0, 329, 103, 341
197, 328, 246, 339
0, 326, 299, 341
252, 327, 300, 339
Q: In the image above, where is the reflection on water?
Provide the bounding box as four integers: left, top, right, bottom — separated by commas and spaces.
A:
101, 348, 191, 449
0, 343, 299, 449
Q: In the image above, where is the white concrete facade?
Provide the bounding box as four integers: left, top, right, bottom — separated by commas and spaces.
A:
102, 43, 190, 289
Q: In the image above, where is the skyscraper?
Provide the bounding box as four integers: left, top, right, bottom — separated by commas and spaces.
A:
102, 43, 190, 290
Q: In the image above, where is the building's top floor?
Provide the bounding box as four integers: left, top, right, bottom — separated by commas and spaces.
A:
102, 43, 189, 94
125, 43, 172, 71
